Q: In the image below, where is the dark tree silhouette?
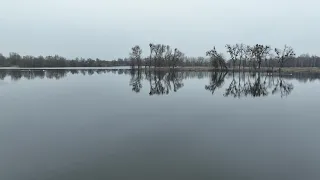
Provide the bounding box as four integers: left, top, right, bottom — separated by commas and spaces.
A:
275, 45, 296, 72
251, 44, 271, 70
226, 44, 239, 69
130, 45, 143, 69
206, 47, 228, 70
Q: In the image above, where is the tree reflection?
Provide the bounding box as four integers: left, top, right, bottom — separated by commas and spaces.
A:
167, 71, 184, 92
46, 70, 68, 79
224, 72, 243, 98
0, 69, 300, 98
206, 72, 295, 98
135, 70, 185, 96
129, 69, 143, 93
205, 71, 227, 94
149, 71, 169, 95
272, 75, 294, 97
243, 73, 269, 97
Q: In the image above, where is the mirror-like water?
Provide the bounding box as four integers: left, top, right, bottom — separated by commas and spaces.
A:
1, 69, 320, 180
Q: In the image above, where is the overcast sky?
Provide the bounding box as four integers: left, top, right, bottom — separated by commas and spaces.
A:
0, 0, 319, 59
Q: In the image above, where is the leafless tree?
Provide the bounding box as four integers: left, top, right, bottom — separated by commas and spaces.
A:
226, 44, 240, 69
251, 44, 271, 70
153, 44, 166, 67
237, 44, 246, 71
275, 45, 296, 72
130, 45, 142, 69
148, 43, 154, 68
206, 47, 228, 70
172, 48, 184, 68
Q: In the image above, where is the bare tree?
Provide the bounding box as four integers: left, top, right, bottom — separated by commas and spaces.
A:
251, 44, 271, 70
243, 45, 253, 70
130, 45, 142, 69
237, 44, 246, 71
164, 45, 173, 67
153, 44, 166, 67
206, 47, 228, 70
226, 44, 239, 69
148, 43, 154, 68
172, 48, 184, 68
275, 45, 296, 72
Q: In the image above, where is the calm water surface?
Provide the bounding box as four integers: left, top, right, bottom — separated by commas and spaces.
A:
1, 69, 320, 180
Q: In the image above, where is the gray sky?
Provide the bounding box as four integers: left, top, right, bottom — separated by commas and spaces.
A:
0, 0, 319, 60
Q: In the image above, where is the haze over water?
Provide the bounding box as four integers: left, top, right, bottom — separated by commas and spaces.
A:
1, 69, 320, 180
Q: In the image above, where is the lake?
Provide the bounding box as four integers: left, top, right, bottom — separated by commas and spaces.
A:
1, 69, 320, 180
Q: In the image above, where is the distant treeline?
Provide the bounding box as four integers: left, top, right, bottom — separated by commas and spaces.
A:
0, 53, 131, 67
1, 43, 320, 69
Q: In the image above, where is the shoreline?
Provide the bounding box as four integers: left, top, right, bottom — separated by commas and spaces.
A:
0, 67, 320, 73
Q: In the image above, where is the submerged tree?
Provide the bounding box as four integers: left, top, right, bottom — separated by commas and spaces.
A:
206, 47, 228, 70
275, 45, 296, 72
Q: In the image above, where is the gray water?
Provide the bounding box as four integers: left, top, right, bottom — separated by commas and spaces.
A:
1, 69, 320, 180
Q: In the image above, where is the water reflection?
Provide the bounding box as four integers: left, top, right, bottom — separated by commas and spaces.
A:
0, 69, 319, 98
205, 72, 227, 94
146, 70, 184, 96
130, 69, 143, 93
219, 72, 294, 98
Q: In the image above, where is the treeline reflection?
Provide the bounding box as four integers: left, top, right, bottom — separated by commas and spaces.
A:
0, 69, 319, 98
130, 70, 297, 98
129, 70, 185, 94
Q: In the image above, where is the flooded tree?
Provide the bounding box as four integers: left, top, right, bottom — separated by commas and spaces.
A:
148, 43, 154, 68
226, 44, 239, 69
251, 44, 271, 70
243, 45, 252, 70
130, 45, 143, 69
153, 44, 166, 67
172, 48, 184, 68
206, 47, 228, 70
275, 45, 296, 72
237, 44, 246, 71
